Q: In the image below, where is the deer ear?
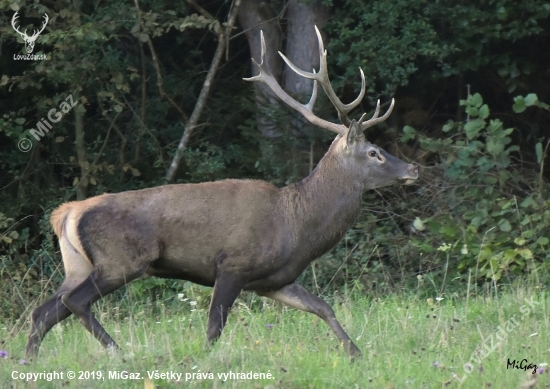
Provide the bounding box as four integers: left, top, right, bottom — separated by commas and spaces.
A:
343, 120, 360, 151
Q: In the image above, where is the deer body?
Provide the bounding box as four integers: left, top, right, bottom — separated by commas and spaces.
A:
26, 27, 417, 359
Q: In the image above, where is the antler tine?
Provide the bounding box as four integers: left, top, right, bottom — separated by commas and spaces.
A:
244, 31, 347, 136
371, 100, 381, 121
11, 12, 26, 37
278, 26, 366, 127
243, 31, 269, 81
359, 98, 395, 131
304, 70, 318, 112
33, 13, 49, 37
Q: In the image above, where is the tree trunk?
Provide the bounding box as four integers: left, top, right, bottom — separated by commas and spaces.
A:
74, 94, 89, 201
284, 0, 329, 136
73, 0, 89, 200
238, 0, 283, 138
283, 0, 329, 176
283, 0, 329, 103
239, 0, 329, 180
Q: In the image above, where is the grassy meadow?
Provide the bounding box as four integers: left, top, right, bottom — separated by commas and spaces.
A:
1, 283, 549, 388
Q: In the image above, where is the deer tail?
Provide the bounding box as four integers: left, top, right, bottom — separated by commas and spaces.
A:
50, 203, 73, 238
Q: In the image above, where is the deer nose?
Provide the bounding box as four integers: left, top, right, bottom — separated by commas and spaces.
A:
409, 163, 419, 177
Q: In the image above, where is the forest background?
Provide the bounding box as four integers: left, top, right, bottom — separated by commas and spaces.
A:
1, 0, 550, 321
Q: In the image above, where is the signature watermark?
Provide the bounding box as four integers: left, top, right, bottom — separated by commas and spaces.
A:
452, 296, 540, 384
11, 11, 49, 59
18, 94, 78, 152
507, 358, 539, 374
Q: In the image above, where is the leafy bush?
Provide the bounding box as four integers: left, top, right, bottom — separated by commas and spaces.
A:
304, 92, 550, 293
326, 0, 550, 94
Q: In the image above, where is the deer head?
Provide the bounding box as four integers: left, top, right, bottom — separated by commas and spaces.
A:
245, 26, 418, 190
12, 12, 49, 54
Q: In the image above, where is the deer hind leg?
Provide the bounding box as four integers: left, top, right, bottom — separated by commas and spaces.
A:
257, 283, 362, 359
60, 265, 147, 351
26, 280, 77, 359
59, 209, 159, 351
26, 235, 94, 359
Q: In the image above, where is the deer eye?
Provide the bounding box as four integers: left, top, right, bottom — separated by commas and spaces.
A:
368, 150, 377, 158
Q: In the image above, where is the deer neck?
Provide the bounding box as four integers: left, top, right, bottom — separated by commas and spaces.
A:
280, 150, 364, 253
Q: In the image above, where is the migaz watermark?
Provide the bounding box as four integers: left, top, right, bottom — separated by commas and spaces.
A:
452, 296, 541, 384
18, 94, 78, 152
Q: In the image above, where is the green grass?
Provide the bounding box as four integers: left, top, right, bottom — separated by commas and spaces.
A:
1, 285, 549, 388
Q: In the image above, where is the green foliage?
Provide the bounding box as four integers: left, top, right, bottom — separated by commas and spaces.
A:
513, 93, 550, 113
413, 93, 549, 282
327, 0, 448, 93
326, 0, 550, 94
301, 92, 550, 292
0, 213, 20, 252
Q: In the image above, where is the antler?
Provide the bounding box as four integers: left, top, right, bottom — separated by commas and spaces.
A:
244, 26, 395, 135
32, 13, 49, 39
11, 12, 48, 41
11, 12, 27, 38
244, 31, 345, 135
278, 26, 366, 129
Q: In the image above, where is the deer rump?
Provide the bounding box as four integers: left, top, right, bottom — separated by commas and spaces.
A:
25, 26, 417, 360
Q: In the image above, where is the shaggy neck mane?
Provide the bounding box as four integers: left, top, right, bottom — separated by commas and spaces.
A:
278, 142, 364, 248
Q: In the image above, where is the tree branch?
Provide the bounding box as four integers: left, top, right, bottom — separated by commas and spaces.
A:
121, 93, 164, 162
98, 100, 126, 175
164, 0, 241, 183
77, 109, 119, 188
135, 39, 147, 164
135, 0, 189, 125
186, 0, 215, 20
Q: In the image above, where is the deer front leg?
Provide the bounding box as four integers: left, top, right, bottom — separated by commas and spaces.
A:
257, 283, 361, 359
207, 271, 247, 342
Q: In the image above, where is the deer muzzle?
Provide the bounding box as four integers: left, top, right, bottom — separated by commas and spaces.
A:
401, 163, 419, 185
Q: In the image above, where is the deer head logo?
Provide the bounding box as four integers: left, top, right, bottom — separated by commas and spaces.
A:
11, 12, 49, 54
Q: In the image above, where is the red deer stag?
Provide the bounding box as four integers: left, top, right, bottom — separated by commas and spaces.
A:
26, 27, 418, 359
